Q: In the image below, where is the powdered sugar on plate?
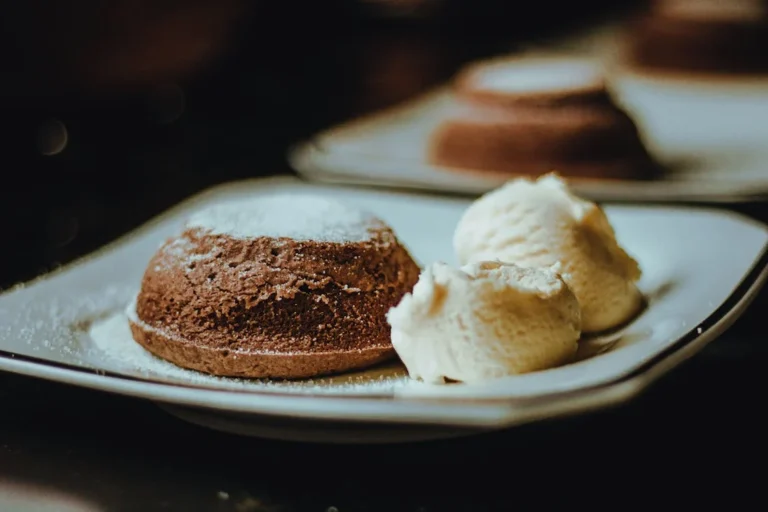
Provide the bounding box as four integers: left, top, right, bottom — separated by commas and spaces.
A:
86, 310, 410, 395
186, 194, 383, 243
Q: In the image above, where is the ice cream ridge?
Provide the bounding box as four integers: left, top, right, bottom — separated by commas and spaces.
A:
453, 173, 643, 333
387, 261, 581, 384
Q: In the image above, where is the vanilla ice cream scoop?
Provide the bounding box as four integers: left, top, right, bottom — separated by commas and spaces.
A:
454, 173, 642, 332
386, 261, 581, 384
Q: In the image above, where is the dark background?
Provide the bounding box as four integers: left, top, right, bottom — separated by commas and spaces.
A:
1, 1, 766, 509
0, 0, 640, 288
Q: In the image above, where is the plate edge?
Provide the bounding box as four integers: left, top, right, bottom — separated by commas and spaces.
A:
0, 243, 765, 428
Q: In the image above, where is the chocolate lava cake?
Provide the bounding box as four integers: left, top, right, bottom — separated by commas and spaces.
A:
129, 194, 420, 379
428, 56, 659, 180
625, 0, 768, 75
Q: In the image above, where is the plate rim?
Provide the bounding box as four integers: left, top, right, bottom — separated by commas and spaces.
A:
5, 173, 765, 293
288, 139, 768, 204
0, 177, 767, 428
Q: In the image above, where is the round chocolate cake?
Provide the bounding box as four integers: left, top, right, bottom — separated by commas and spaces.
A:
129, 194, 420, 379
625, 0, 768, 75
428, 56, 659, 180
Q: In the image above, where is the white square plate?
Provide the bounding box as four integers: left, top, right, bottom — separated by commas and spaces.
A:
288, 65, 768, 203
0, 177, 766, 442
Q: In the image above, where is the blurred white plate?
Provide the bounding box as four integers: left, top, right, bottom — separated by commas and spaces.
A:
0, 176, 766, 443
289, 67, 768, 203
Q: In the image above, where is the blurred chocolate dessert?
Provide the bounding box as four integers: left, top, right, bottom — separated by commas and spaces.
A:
625, 0, 768, 75
428, 55, 659, 180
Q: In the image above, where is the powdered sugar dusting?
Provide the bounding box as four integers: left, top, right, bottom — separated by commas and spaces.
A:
186, 194, 382, 243
86, 310, 409, 395
153, 235, 221, 273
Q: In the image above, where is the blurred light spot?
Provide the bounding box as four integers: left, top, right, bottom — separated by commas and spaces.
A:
47, 213, 79, 248
148, 83, 186, 124
37, 118, 68, 155
233, 495, 263, 512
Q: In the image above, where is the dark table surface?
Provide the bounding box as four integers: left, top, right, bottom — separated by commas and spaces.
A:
2, 3, 768, 509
